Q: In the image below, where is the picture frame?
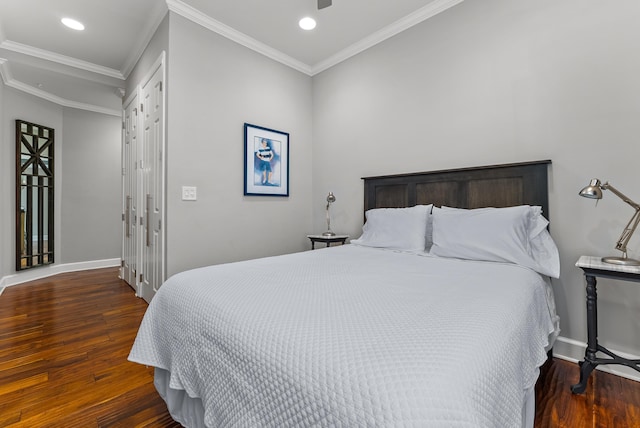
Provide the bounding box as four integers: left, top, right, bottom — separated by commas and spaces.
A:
244, 123, 289, 196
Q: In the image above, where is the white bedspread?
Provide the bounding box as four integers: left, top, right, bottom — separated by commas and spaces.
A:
129, 245, 559, 427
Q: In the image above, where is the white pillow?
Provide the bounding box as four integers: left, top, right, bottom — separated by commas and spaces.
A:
351, 205, 433, 252
439, 205, 549, 240
430, 205, 560, 277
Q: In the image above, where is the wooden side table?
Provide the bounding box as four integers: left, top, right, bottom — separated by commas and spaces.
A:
307, 234, 349, 250
571, 255, 640, 394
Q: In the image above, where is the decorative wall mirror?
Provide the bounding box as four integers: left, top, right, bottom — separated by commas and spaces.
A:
16, 119, 55, 270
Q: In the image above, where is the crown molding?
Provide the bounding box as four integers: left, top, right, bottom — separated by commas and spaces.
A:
167, 0, 463, 77
0, 40, 125, 80
120, 2, 169, 78
0, 59, 121, 117
166, 0, 313, 76
0, 4, 167, 81
2, 0, 463, 97
311, 0, 464, 75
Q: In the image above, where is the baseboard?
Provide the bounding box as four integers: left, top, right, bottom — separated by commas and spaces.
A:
0, 258, 121, 288
553, 335, 640, 383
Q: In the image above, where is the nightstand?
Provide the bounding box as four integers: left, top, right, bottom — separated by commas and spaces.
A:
571, 255, 640, 394
307, 234, 349, 250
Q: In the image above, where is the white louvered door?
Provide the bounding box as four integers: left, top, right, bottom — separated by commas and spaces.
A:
139, 58, 165, 303
121, 94, 139, 290
121, 52, 166, 303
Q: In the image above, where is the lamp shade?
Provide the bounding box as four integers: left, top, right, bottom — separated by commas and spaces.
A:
579, 179, 604, 199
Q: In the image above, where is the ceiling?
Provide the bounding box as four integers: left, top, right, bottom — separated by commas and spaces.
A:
0, 0, 462, 115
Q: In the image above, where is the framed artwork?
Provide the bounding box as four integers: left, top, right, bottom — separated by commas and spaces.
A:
244, 123, 289, 196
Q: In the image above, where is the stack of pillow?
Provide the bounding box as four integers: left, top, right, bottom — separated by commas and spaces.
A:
350, 204, 560, 278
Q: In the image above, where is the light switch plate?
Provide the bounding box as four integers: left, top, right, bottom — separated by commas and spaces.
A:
182, 186, 197, 201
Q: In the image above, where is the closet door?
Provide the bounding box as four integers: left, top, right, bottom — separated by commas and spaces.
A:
121, 94, 139, 291
138, 57, 165, 303
121, 52, 166, 303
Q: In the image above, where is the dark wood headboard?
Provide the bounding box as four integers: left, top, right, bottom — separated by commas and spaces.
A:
362, 160, 552, 218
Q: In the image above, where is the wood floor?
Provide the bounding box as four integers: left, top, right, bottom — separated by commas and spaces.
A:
0, 268, 180, 428
1, 268, 639, 427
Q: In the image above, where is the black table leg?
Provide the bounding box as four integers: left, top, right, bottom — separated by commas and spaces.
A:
571, 274, 598, 394
571, 360, 597, 394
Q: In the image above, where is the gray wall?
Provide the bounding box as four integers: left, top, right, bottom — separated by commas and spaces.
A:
60, 108, 122, 263
125, 14, 169, 101
165, 14, 313, 276
0, 88, 63, 277
0, 87, 121, 282
312, 0, 640, 365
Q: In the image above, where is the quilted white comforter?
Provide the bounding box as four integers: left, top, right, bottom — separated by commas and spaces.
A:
129, 245, 559, 427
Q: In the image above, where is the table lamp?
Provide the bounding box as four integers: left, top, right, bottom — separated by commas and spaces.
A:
579, 178, 640, 265
323, 192, 336, 237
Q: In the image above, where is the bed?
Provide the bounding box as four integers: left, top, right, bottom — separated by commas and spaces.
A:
129, 160, 560, 428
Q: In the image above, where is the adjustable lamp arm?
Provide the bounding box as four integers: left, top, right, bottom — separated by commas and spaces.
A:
323, 192, 336, 237
601, 182, 640, 210
580, 179, 640, 265
613, 205, 640, 255
601, 182, 640, 256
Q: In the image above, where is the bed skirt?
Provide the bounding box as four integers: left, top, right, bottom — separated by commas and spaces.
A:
154, 367, 538, 428
155, 367, 206, 428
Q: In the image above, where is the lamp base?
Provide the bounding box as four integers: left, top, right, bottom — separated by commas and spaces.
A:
322, 231, 336, 237
602, 256, 640, 266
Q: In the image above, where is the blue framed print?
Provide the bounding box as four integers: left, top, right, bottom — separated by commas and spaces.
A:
244, 123, 289, 196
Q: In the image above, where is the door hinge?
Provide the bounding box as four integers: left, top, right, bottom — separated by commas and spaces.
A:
140, 103, 144, 113
159, 81, 163, 92
121, 260, 125, 267
122, 121, 125, 130
140, 216, 144, 226
140, 273, 144, 283
122, 213, 125, 221
158, 219, 162, 230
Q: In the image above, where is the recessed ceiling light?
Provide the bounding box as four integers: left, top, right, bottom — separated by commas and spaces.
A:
61, 17, 85, 31
299, 17, 316, 31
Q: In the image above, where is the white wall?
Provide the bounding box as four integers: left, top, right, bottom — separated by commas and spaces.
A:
312, 0, 640, 368
165, 14, 313, 276
60, 108, 122, 263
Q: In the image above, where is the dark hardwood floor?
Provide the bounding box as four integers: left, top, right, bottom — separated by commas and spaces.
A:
1, 267, 639, 427
0, 268, 180, 428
